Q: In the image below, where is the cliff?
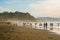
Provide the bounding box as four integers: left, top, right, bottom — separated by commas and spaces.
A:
0, 11, 36, 21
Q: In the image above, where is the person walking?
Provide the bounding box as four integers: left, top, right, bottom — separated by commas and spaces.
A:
44, 23, 46, 30
50, 23, 53, 30
35, 23, 37, 28
44, 23, 48, 30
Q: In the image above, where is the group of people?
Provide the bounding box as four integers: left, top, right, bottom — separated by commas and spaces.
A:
23, 22, 54, 30
43, 23, 53, 30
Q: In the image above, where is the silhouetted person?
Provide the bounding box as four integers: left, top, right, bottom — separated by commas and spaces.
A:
50, 23, 53, 30
44, 23, 45, 29
30, 23, 32, 27
45, 23, 48, 30
57, 23, 60, 30
23, 22, 26, 26
44, 23, 47, 30
39, 23, 42, 26
35, 23, 37, 28
57, 23, 60, 26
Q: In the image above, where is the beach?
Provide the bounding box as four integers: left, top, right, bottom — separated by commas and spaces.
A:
0, 24, 60, 40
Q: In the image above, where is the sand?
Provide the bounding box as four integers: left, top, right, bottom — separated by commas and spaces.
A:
0, 24, 60, 40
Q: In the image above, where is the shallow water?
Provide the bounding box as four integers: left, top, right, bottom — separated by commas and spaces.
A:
17, 21, 60, 35
35, 22, 60, 35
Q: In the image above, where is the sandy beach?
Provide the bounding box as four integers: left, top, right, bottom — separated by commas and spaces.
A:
0, 24, 60, 40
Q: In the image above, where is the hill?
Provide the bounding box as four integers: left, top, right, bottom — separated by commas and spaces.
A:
37, 17, 60, 21
0, 25, 60, 40
0, 11, 36, 21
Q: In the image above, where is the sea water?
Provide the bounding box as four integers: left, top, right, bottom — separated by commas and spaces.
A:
17, 21, 60, 35
36, 21, 60, 35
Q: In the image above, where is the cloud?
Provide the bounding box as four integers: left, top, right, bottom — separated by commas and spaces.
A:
29, 0, 60, 17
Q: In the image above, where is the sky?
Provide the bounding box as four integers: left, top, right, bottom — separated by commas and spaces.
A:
0, 0, 60, 17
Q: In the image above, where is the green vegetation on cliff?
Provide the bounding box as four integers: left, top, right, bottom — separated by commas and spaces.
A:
0, 11, 36, 21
